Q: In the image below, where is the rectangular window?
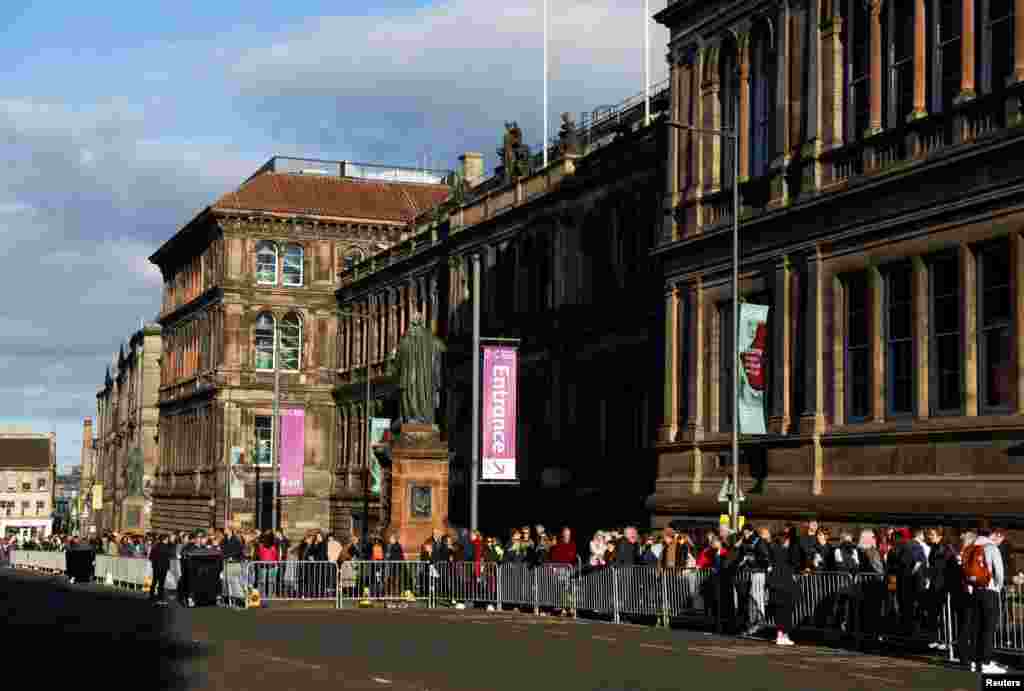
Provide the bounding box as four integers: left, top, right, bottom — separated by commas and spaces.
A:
845, 273, 872, 421
887, 0, 915, 124
37, 478, 45, 490
979, 243, 1013, 412
847, 0, 872, 141
886, 267, 914, 415
21, 501, 29, 514
986, 0, 1014, 102
930, 254, 962, 414
36, 501, 44, 514
255, 415, 273, 466
936, 0, 962, 113
283, 246, 303, 287
5, 474, 13, 492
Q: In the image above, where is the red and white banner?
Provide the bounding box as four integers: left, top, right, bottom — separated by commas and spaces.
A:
481, 345, 518, 482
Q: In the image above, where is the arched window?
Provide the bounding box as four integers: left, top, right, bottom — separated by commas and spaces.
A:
718, 37, 739, 187
256, 242, 278, 285
283, 244, 303, 287
255, 312, 275, 370
279, 313, 302, 371
844, 0, 872, 141
885, 0, 915, 125
749, 20, 775, 178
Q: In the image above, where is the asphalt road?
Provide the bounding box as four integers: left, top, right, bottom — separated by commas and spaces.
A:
185, 605, 981, 691
0, 568, 983, 691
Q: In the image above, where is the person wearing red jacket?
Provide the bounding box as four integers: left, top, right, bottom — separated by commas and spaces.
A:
548, 527, 578, 565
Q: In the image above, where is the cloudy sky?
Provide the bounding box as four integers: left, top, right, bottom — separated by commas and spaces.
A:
1, 1, 669, 470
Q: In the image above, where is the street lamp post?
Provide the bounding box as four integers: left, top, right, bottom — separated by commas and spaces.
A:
666, 85, 742, 532
338, 309, 374, 546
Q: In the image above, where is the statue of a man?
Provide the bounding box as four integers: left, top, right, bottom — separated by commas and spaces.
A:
395, 311, 446, 425
125, 447, 144, 497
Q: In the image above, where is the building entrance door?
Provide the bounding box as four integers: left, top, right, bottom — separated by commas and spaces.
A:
259, 481, 275, 532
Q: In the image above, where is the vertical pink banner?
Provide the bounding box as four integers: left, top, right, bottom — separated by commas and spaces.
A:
280, 409, 305, 496
481, 345, 517, 481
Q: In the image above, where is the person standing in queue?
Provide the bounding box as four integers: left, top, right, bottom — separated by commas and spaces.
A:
149, 533, 172, 605
769, 526, 801, 646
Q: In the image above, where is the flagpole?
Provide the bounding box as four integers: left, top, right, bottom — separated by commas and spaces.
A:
543, 0, 549, 168
643, 0, 650, 126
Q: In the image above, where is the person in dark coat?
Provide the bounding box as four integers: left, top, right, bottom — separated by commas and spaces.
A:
769, 527, 801, 646
221, 528, 243, 561
149, 533, 172, 604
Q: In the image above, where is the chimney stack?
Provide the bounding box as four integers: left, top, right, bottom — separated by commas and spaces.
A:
459, 152, 484, 188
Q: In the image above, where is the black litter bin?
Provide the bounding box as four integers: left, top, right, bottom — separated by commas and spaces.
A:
65, 545, 95, 584
183, 550, 223, 607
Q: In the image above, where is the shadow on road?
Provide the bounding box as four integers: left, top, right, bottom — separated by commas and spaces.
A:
0, 567, 208, 689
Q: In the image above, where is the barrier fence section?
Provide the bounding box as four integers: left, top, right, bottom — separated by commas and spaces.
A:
6, 550, 1024, 659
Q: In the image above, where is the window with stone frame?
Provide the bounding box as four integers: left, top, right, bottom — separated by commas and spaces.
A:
254, 415, 273, 466
929, 252, 963, 415
255, 312, 275, 370
884, 265, 915, 416
884, 0, 915, 126
279, 312, 302, 371
749, 19, 775, 179
978, 240, 1013, 412
718, 36, 739, 189
6, 473, 14, 492
844, 0, 873, 140
984, 0, 1014, 111
283, 244, 304, 287
932, 0, 962, 115
21, 501, 29, 515
256, 241, 278, 285
36, 477, 45, 490
35, 501, 44, 515
845, 272, 872, 422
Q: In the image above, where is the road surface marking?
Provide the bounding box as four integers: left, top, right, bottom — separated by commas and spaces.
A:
849, 672, 902, 685
638, 643, 674, 652
371, 678, 391, 684
265, 654, 323, 671
592, 635, 617, 642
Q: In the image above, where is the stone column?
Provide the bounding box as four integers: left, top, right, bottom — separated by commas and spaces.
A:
799, 249, 826, 435
681, 45, 701, 236
659, 284, 679, 443
911, 0, 928, 119
913, 257, 930, 420
1016, 0, 1024, 83
738, 34, 751, 182
960, 0, 976, 100
664, 52, 681, 243
869, 0, 884, 133
769, 257, 793, 434
683, 279, 705, 441
962, 244, 979, 416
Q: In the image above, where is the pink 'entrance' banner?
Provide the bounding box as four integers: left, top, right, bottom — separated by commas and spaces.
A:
280, 409, 305, 496
481, 345, 517, 482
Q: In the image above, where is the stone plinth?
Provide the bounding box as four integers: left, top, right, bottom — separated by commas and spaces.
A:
387, 424, 449, 559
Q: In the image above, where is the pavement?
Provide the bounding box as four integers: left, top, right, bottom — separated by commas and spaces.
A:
0, 568, 984, 690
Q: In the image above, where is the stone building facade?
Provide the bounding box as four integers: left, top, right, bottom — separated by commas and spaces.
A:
651, 0, 1024, 535
93, 324, 162, 533
335, 112, 667, 539
0, 428, 57, 540
148, 157, 450, 536
78, 417, 95, 535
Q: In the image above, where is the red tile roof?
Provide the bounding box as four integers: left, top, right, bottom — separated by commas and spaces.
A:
212, 173, 451, 223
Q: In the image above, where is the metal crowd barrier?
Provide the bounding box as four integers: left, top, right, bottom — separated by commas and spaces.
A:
244, 560, 338, 601
337, 561, 431, 608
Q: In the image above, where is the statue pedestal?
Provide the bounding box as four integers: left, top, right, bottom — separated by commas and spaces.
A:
388, 424, 449, 559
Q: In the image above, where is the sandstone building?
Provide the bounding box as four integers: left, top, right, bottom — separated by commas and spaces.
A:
148, 158, 450, 535
334, 100, 668, 538
651, 0, 1024, 531
78, 417, 95, 535
93, 324, 162, 533
0, 427, 57, 540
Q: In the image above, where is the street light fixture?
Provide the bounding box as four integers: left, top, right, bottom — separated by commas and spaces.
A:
338, 309, 375, 546
666, 83, 742, 533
